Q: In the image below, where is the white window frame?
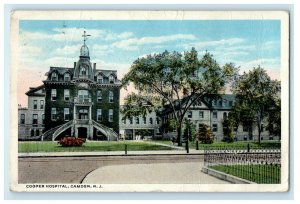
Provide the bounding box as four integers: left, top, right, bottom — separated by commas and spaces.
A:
213, 111, 218, 119
109, 91, 114, 103
51, 108, 57, 121
199, 111, 204, 118
33, 100, 37, 109
97, 109, 102, 121
64, 89, 70, 101
20, 114, 25, 124
212, 124, 218, 132
40, 100, 44, 109
64, 73, 70, 81
108, 109, 113, 122
187, 111, 192, 118
97, 90, 102, 102
51, 89, 57, 101
51, 72, 57, 81
135, 117, 139, 124
64, 108, 70, 121
97, 75, 103, 83
109, 75, 115, 84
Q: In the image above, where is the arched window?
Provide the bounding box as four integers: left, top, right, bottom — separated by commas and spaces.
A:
81, 67, 86, 76
223, 112, 228, 120
109, 75, 115, 84
36, 129, 40, 136
64, 73, 70, 81
51, 72, 57, 81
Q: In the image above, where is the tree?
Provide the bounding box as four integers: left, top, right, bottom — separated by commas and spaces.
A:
122, 48, 237, 146
222, 118, 234, 143
183, 119, 196, 142
198, 124, 214, 144
231, 66, 281, 144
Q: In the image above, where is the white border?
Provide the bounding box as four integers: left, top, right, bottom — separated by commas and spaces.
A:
9, 10, 289, 193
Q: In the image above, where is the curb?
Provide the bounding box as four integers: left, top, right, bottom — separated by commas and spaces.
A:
201, 166, 256, 184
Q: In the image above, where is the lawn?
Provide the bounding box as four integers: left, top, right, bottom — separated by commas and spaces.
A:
152, 140, 281, 150
210, 164, 281, 184
18, 141, 174, 153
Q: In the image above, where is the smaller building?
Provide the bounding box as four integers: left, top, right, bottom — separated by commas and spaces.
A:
18, 85, 45, 140
119, 106, 162, 140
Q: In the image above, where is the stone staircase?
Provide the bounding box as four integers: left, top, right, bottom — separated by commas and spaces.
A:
41, 125, 64, 141
91, 120, 118, 141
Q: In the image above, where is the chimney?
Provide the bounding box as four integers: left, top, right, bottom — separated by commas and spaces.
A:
93, 63, 96, 73
74, 62, 76, 68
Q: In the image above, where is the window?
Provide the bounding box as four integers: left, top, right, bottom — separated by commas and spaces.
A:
51, 72, 57, 81
33, 100, 37, 109
129, 117, 133, 124
199, 111, 204, 118
109, 91, 114, 103
229, 101, 233, 107
223, 100, 227, 107
51, 108, 57, 121
213, 112, 218, 119
187, 111, 192, 118
223, 112, 228, 120
64, 89, 70, 101
108, 109, 113, 122
212, 124, 218, 132
219, 100, 223, 107
149, 117, 153, 125
156, 117, 160, 125
135, 117, 139, 124
78, 90, 89, 102
212, 100, 217, 106
36, 129, 40, 136
64, 73, 70, 81
31, 129, 35, 136
40, 100, 44, 109
42, 114, 45, 124
97, 109, 102, 121
97, 90, 102, 102
32, 114, 38, 124
261, 124, 264, 132
97, 75, 103, 83
143, 117, 147, 124
20, 114, 25, 124
81, 67, 87, 76
51, 89, 57, 101
122, 117, 126, 124
64, 108, 70, 121
243, 125, 248, 132
109, 75, 115, 84
234, 126, 238, 132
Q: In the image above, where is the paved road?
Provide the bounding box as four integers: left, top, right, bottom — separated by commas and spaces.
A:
18, 155, 229, 184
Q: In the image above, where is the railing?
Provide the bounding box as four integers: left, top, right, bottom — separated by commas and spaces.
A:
41, 125, 62, 141
74, 119, 90, 125
203, 146, 281, 184
91, 120, 118, 141
52, 120, 74, 141
74, 97, 92, 104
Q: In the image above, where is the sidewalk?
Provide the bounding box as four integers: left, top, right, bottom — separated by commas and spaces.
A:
18, 149, 204, 157
82, 162, 230, 184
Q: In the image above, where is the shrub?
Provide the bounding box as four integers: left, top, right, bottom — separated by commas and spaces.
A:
222, 119, 234, 143
57, 136, 85, 147
198, 124, 214, 144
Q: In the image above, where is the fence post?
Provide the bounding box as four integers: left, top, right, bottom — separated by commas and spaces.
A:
247, 143, 250, 153
186, 141, 189, 154
196, 140, 199, 150
125, 144, 127, 155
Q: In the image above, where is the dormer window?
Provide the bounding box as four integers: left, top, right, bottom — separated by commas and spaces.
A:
97, 75, 103, 83
64, 73, 70, 81
109, 75, 115, 84
51, 72, 57, 81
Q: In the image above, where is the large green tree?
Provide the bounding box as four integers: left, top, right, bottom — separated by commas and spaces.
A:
122, 48, 237, 146
231, 66, 281, 144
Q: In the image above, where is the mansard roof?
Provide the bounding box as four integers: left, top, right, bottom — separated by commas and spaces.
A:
46, 67, 74, 76
25, 84, 45, 96
94, 69, 118, 77
158, 94, 236, 116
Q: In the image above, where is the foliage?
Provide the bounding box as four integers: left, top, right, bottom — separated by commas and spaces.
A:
266, 100, 281, 139
122, 48, 238, 146
183, 118, 197, 142
198, 123, 214, 144
57, 137, 85, 147
231, 66, 281, 144
222, 118, 234, 143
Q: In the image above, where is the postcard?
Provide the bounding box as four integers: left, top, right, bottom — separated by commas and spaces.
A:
10, 10, 289, 192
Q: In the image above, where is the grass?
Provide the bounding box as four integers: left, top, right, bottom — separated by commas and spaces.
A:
210, 164, 281, 184
18, 141, 174, 153
152, 140, 281, 150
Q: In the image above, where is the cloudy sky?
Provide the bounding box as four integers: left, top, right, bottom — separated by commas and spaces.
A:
18, 20, 281, 107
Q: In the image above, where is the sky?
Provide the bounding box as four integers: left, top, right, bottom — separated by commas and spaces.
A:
17, 20, 281, 107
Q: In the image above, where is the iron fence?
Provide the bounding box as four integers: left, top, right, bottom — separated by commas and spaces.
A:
203, 146, 281, 184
